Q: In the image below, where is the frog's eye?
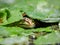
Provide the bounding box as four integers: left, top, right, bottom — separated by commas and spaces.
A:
24, 18, 30, 21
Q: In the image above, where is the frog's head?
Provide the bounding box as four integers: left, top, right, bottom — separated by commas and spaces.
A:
19, 17, 35, 28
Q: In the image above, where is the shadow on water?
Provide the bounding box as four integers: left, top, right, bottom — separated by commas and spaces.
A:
34, 19, 58, 28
